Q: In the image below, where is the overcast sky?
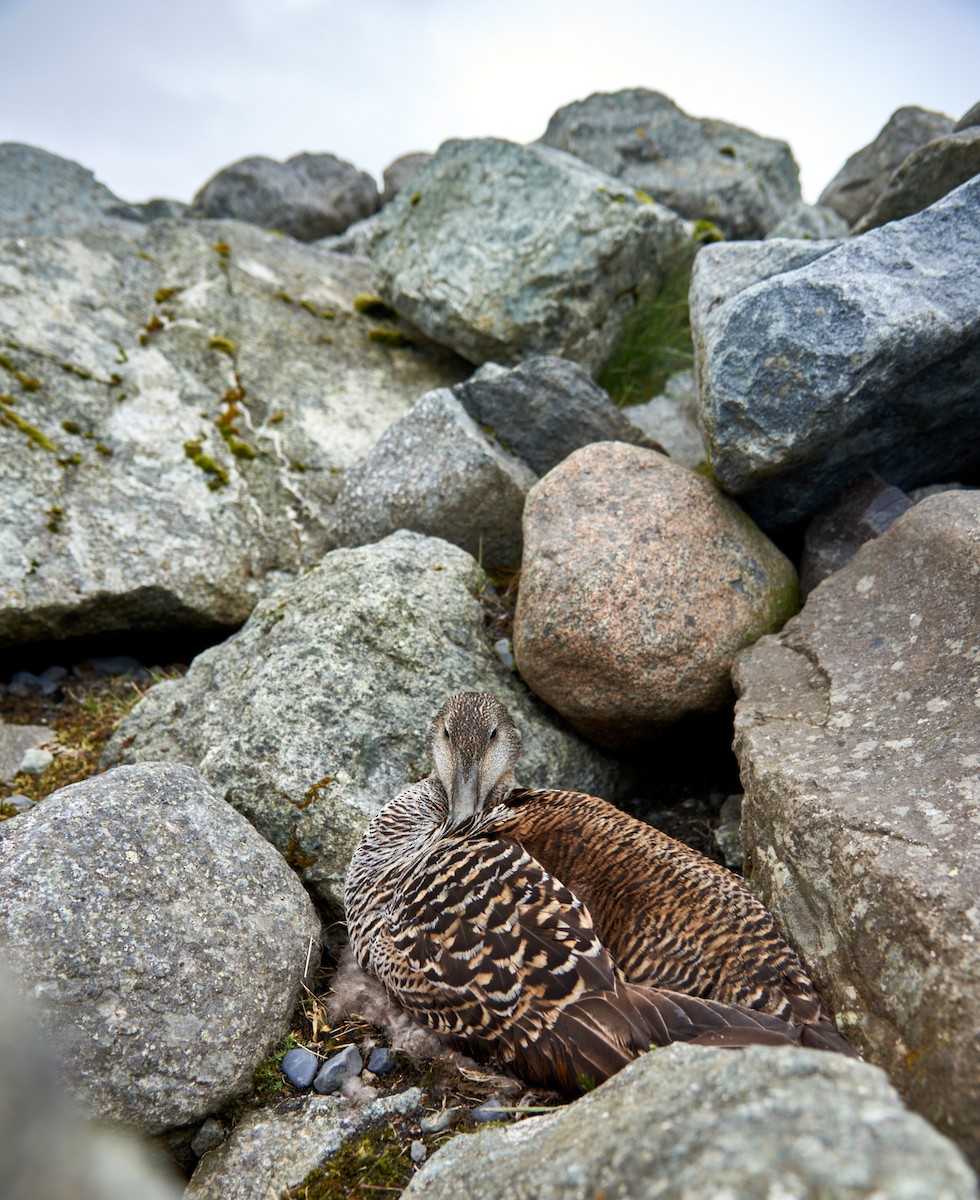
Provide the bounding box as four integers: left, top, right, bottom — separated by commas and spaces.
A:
0, 0, 976, 206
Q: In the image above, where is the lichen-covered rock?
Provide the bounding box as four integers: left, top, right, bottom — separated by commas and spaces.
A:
765, 200, 851, 240
188, 152, 379, 240
185, 1089, 422, 1200
691, 177, 980, 529
371, 137, 690, 372
0, 142, 143, 237
332, 388, 536, 568
853, 126, 980, 232
818, 105, 953, 226
733, 492, 980, 1167
404, 1046, 977, 1200
0, 215, 464, 648
0, 762, 320, 1133
453, 357, 657, 476
381, 152, 432, 204
624, 369, 705, 468
513, 443, 798, 748
954, 101, 980, 131
104, 532, 621, 911
537, 88, 801, 239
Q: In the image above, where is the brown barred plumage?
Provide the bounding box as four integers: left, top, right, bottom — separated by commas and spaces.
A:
344, 693, 854, 1094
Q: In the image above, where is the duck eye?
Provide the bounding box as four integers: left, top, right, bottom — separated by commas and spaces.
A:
443, 725, 450, 737
489, 728, 497, 740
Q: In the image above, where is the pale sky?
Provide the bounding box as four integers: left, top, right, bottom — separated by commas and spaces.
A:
0, 0, 977, 207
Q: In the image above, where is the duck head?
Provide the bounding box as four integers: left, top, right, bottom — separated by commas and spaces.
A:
426, 692, 522, 827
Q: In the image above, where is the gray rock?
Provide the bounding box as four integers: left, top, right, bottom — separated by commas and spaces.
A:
382, 152, 432, 204
138, 198, 189, 221
470, 1099, 509, 1123
9, 671, 58, 698
453, 357, 657, 476
410, 1138, 427, 1163
765, 200, 851, 240
282, 1046, 320, 1089
0, 215, 464, 648
404, 1046, 977, 1200
733, 492, 980, 1168
419, 1108, 459, 1134
366, 1046, 396, 1075
625, 368, 705, 468
16, 745, 53, 775
318, 210, 387, 256
189, 152, 379, 240
691, 176, 980, 529
190, 1117, 227, 1158
818, 106, 954, 226
1, 793, 35, 814
313, 1044, 363, 1094
372, 137, 691, 372
713, 793, 743, 872
0, 721, 51, 783
0, 142, 144, 237
185, 1089, 422, 1200
537, 88, 801, 240
103, 532, 622, 911
0, 762, 321, 1132
800, 473, 913, 595
954, 101, 980, 131
854, 126, 980, 232
332, 388, 536, 568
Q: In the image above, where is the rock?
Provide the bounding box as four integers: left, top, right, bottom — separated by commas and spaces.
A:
75, 654, 148, 680
1, 793, 35, 814
854, 126, 980, 232
104, 532, 622, 911
319, 210, 388, 257
371, 137, 690, 372
954, 101, 980, 131
16, 745, 53, 775
624, 369, 705, 468
0, 762, 321, 1133
8, 670, 59, 698
366, 1046, 396, 1075
313, 1044, 363, 1094
282, 1046, 320, 1089
453, 357, 657, 476
818, 106, 953, 226
713, 794, 743, 872
0, 142, 144, 237
691, 177, 980, 529
403, 1046, 977, 1200
332, 388, 536, 568
537, 88, 801, 240
40, 664, 69, 683
513, 443, 797, 748
188, 153, 379, 240
0, 721, 51, 783
138, 198, 189, 221
419, 1108, 459, 1135
800, 473, 913, 595
0, 214, 464, 648
493, 638, 514, 670
765, 200, 851, 240
185, 1089, 422, 1200
470, 1099, 509, 1124
732, 492, 980, 1167
190, 1117, 227, 1158
382, 152, 432, 204
410, 1139, 427, 1163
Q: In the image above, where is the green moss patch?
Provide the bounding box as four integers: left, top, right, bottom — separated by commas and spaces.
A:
353, 294, 397, 320
184, 439, 229, 489
368, 328, 414, 349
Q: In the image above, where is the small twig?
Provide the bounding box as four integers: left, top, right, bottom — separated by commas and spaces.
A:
303, 934, 315, 980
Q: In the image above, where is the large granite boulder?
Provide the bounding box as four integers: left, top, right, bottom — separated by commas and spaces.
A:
404, 1046, 977, 1200
332, 388, 536, 568
818, 106, 953, 226
854, 126, 980, 232
371, 137, 690, 372
0, 142, 143, 237
513, 443, 797, 748
733, 492, 980, 1167
0, 763, 320, 1134
104, 532, 621, 912
691, 176, 980, 529
537, 88, 801, 240
188, 152, 379, 240
0, 213, 464, 647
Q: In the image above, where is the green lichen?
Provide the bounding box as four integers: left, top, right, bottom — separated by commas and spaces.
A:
410, 191, 422, 206
368, 328, 413, 349
154, 286, 177, 303
0, 399, 57, 451
0, 353, 40, 391
184, 439, 229, 489
59, 362, 93, 380
212, 241, 231, 258
94, 443, 113, 457
286, 1124, 413, 1200
61, 420, 81, 435
353, 294, 397, 320
275, 290, 294, 304
218, 425, 256, 459
209, 336, 237, 356
320, 309, 336, 320
634, 189, 654, 205
47, 505, 64, 534
300, 300, 318, 316
268, 410, 285, 425
59, 453, 83, 466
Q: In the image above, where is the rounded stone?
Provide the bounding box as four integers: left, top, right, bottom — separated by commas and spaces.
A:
513, 443, 798, 747
281, 1047, 319, 1090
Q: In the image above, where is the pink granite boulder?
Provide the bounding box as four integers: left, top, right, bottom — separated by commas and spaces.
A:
513, 442, 798, 747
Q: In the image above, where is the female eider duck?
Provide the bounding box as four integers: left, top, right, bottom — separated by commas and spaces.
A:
344, 692, 854, 1094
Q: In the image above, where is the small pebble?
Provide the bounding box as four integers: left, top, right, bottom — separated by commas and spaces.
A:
75, 654, 149, 680
410, 1140, 427, 1164
39, 665, 69, 684
420, 1108, 459, 1135
366, 1046, 396, 1075
281, 1046, 319, 1089
3, 794, 36, 814
9, 671, 58, 699
471, 1099, 509, 1123
190, 1117, 226, 1158
17, 747, 53, 776
493, 638, 514, 669
313, 1044, 363, 1094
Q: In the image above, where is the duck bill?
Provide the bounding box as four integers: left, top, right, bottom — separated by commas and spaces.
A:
448, 763, 481, 826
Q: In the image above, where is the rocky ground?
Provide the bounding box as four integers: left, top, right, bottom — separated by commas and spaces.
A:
1, 87, 978, 1200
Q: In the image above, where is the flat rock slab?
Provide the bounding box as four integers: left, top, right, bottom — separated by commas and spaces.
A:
692, 176, 980, 528
186, 1089, 422, 1200
0, 762, 321, 1133
104, 531, 621, 912
0, 215, 464, 646
404, 1045, 977, 1200
733, 492, 980, 1167
371, 137, 690, 372
513, 442, 797, 747
537, 88, 801, 239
